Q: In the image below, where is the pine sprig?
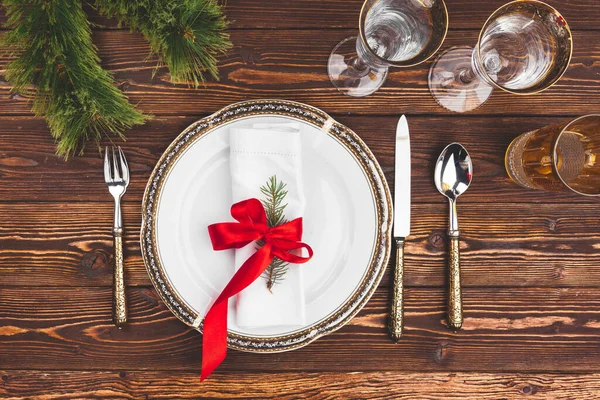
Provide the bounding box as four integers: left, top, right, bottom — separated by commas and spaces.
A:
260, 175, 288, 228
258, 176, 290, 292
94, 0, 232, 87
1, 0, 148, 158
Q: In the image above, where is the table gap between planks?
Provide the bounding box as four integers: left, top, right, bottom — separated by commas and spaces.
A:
1, 1, 600, 398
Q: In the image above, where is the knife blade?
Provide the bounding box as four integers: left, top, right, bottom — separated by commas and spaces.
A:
389, 115, 410, 342
394, 115, 411, 238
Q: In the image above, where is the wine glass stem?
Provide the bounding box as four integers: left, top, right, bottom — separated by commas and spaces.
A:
470, 45, 500, 86
352, 57, 370, 74
458, 68, 477, 84
452, 46, 487, 85
447, 46, 497, 88
356, 36, 388, 71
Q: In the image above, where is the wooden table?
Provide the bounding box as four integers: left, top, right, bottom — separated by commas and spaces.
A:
2, 1, 600, 398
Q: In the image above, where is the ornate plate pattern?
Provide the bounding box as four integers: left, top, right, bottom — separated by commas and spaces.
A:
141, 99, 392, 352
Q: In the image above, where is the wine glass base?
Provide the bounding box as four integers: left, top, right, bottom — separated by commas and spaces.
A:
428, 46, 493, 113
328, 37, 388, 97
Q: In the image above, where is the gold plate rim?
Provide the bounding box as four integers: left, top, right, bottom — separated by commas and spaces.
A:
140, 99, 392, 353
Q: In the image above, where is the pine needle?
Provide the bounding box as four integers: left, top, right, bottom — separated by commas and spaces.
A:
1, 0, 148, 159
260, 175, 288, 228
93, 0, 232, 87
257, 176, 290, 292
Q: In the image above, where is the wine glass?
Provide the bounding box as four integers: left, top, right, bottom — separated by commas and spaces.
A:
328, 0, 448, 97
428, 0, 572, 113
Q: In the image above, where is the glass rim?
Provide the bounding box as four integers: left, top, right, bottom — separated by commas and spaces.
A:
552, 114, 600, 197
475, 0, 573, 95
358, 0, 449, 68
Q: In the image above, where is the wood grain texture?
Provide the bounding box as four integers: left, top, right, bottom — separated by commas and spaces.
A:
1, 0, 598, 30
1, 30, 599, 116
2, 287, 600, 372
1, 0, 600, 397
2, 115, 600, 204
3, 370, 600, 399
222, 0, 600, 30
1, 202, 599, 288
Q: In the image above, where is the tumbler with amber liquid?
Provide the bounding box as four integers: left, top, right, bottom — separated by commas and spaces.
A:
505, 115, 600, 196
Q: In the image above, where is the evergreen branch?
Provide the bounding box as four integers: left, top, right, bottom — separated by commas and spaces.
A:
264, 257, 288, 293
1, 0, 148, 159
260, 175, 288, 228
258, 175, 290, 292
93, 0, 232, 87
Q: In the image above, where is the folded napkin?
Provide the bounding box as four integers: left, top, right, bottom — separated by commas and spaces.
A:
229, 122, 307, 328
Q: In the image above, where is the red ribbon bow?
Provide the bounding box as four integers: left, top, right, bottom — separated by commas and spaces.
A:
202, 198, 313, 380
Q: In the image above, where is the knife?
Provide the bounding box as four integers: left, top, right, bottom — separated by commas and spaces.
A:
389, 115, 410, 342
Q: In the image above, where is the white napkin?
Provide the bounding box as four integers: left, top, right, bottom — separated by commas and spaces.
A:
229, 122, 307, 328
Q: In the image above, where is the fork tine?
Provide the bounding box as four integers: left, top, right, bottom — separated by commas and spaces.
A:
111, 146, 122, 181
118, 146, 129, 183
103, 146, 112, 182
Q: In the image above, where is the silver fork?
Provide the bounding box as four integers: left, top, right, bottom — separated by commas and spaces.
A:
104, 146, 130, 328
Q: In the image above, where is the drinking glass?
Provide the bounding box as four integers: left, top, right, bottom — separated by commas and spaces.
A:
428, 0, 572, 113
505, 115, 600, 196
328, 0, 448, 97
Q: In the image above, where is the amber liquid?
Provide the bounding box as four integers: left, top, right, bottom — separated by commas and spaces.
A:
506, 116, 600, 195
519, 122, 567, 190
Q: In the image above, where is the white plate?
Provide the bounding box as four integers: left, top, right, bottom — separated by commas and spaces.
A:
141, 100, 392, 352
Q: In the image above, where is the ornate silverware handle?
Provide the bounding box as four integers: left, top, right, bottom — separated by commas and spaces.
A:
113, 230, 127, 327
389, 238, 404, 342
447, 235, 462, 330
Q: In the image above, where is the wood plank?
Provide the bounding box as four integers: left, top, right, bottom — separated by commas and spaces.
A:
2, 202, 600, 288
224, 0, 600, 31
1, 30, 599, 116
2, 370, 600, 399
2, 287, 600, 372
0, 0, 598, 396
1, 0, 598, 30
1, 115, 599, 204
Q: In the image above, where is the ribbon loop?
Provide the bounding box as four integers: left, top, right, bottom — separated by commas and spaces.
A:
202, 198, 313, 381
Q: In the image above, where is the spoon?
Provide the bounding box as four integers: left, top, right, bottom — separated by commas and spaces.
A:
434, 143, 473, 330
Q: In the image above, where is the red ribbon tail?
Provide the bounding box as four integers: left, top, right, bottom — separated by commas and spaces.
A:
200, 299, 228, 381
200, 245, 275, 381
201, 200, 314, 382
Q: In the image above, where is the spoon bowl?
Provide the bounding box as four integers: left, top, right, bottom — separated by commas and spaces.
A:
435, 143, 473, 201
